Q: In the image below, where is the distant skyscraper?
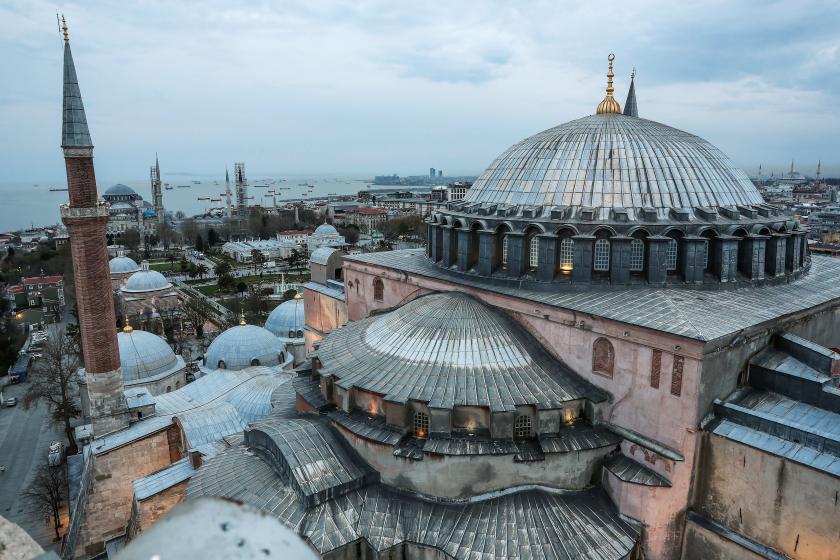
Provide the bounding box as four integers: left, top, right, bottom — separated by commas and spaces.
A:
224, 167, 233, 218
438, 170, 443, 178
430, 167, 436, 179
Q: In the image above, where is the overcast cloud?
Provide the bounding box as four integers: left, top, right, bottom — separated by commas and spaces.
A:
1, 0, 838, 182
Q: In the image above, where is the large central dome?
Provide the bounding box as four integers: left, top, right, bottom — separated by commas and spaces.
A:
465, 113, 763, 209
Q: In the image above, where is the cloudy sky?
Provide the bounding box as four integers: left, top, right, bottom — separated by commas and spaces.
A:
1, 0, 839, 182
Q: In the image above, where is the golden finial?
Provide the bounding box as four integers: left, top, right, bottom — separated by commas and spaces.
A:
60, 14, 69, 44
293, 292, 302, 300
123, 324, 133, 334
239, 313, 246, 326
596, 53, 622, 114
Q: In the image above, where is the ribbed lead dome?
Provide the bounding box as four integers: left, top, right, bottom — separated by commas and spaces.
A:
118, 330, 180, 383
317, 292, 604, 411
465, 113, 763, 209
205, 325, 282, 371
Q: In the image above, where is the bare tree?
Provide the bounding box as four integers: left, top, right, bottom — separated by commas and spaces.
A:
24, 325, 81, 453
23, 459, 68, 542
182, 298, 211, 338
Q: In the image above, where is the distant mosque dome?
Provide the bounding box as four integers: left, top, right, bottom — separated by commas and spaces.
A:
314, 223, 339, 236
123, 261, 172, 293
205, 324, 282, 370
103, 183, 141, 199
264, 295, 305, 339
109, 254, 140, 274
117, 327, 181, 383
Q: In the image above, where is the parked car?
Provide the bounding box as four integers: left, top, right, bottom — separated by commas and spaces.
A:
3, 398, 17, 407
48, 441, 64, 466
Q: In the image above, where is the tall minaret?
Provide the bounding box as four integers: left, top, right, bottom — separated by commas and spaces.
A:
58, 16, 128, 436
224, 167, 232, 218
234, 161, 248, 215
151, 153, 164, 223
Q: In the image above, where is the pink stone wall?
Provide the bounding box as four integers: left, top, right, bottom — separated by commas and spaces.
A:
343, 259, 706, 559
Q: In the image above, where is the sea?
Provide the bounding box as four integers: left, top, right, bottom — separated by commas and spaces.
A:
0, 173, 384, 232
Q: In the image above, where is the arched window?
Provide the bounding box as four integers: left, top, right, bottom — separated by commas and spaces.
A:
296, 330, 303, 338
166, 386, 172, 393
513, 415, 532, 440
501, 235, 509, 267
175, 381, 180, 389
594, 239, 610, 271
665, 238, 678, 271
592, 337, 615, 378
373, 278, 384, 302
559, 238, 575, 271
629, 238, 645, 271
414, 411, 429, 438
528, 236, 539, 270
217, 360, 226, 370
288, 329, 295, 338
250, 358, 261, 366
702, 239, 710, 269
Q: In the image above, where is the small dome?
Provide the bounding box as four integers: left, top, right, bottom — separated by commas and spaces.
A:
314, 223, 338, 236
317, 292, 603, 410
103, 184, 139, 197
109, 255, 140, 274
117, 329, 180, 383
264, 298, 305, 339
123, 263, 172, 293
205, 324, 282, 371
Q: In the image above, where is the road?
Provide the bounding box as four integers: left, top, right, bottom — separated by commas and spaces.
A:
0, 382, 65, 550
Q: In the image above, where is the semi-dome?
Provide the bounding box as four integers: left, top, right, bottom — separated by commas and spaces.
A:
118, 328, 181, 383
109, 255, 140, 274
314, 223, 338, 236
103, 184, 138, 197
264, 296, 305, 339
316, 292, 603, 410
465, 113, 763, 209
123, 262, 172, 292
205, 324, 282, 371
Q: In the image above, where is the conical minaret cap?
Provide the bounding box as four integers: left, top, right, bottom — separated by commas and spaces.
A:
61, 16, 93, 148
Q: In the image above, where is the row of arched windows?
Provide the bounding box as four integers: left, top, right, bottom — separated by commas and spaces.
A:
411, 410, 533, 440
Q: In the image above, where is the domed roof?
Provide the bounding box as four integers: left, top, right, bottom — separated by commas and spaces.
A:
103, 184, 138, 197
314, 223, 339, 236
110, 201, 135, 210
123, 264, 172, 293
118, 328, 181, 383
205, 324, 282, 371
109, 255, 140, 274
264, 297, 305, 338
464, 113, 764, 209
316, 292, 604, 411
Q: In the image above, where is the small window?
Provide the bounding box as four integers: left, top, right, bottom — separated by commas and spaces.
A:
666, 238, 678, 271
671, 355, 684, 397
594, 239, 610, 271
592, 337, 615, 378
414, 411, 429, 438
373, 278, 384, 302
297, 330, 303, 338
166, 386, 171, 393
217, 360, 226, 370
513, 415, 532, 440
629, 238, 644, 271
288, 330, 295, 338
559, 238, 575, 269
702, 239, 710, 269
175, 381, 180, 389
250, 358, 261, 366
528, 236, 539, 270
501, 235, 509, 267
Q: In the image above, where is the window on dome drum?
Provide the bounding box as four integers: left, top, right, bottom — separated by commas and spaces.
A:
594, 239, 610, 271
559, 238, 574, 272
629, 239, 645, 271
528, 236, 539, 270
592, 337, 615, 378
288, 330, 295, 338
702, 239, 710, 269
250, 358, 261, 366
217, 360, 226, 370
513, 415, 532, 440
297, 330, 303, 338
501, 235, 509, 267
666, 238, 678, 271
414, 411, 429, 438
373, 278, 384, 302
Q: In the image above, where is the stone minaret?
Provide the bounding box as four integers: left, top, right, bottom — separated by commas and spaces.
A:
58, 17, 128, 436
151, 153, 164, 223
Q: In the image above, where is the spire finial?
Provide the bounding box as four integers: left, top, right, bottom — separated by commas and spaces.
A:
60, 14, 69, 43
596, 53, 622, 114
239, 313, 246, 326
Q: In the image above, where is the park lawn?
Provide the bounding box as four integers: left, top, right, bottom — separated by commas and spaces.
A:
195, 284, 219, 297
147, 261, 179, 272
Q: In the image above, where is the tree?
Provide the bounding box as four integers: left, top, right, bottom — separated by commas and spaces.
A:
217, 272, 235, 293
175, 210, 186, 220
284, 249, 307, 271
214, 261, 232, 277
23, 459, 68, 542
188, 263, 199, 279
158, 220, 177, 250
122, 228, 141, 253
196, 263, 209, 279
168, 253, 177, 271
250, 249, 265, 274
236, 281, 248, 297
195, 234, 205, 253
23, 325, 81, 453
339, 225, 360, 244
244, 287, 269, 324
182, 298, 211, 338
207, 228, 220, 247
179, 256, 189, 274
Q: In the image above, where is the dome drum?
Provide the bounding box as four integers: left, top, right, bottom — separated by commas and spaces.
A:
427, 203, 810, 290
